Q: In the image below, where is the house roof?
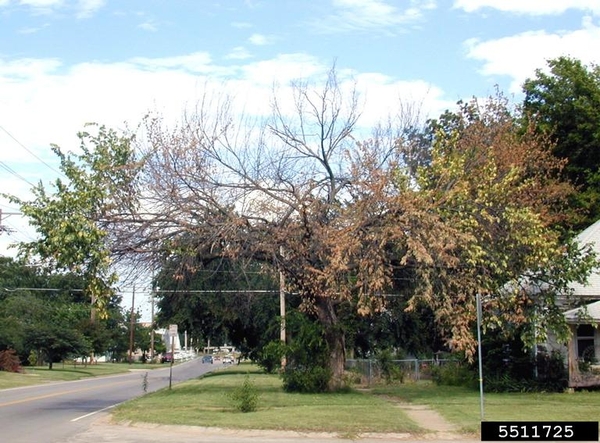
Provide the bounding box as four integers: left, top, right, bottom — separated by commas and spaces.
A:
570, 219, 600, 298
563, 300, 600, 323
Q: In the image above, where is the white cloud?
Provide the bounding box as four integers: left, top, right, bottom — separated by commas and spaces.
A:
20, 0, 63, 7
76, 0, 105, 19
464, 18, 600, 93
0, 51, 453, 163
0, 56, 62, 78
225, 46, 253, 60
248, 33, 274, 46
314, 0, 437, 34
0, 0, 104, 17
137, 21, 158, 32
130, 52, 215, 74
17, 23, 49, 34
454, 0, 600, 15
231, 21, 253, 29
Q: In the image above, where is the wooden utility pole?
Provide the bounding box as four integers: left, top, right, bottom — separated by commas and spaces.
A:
128, 285, 136, 364
150, 288, 155, 361
280, 269, 286, 343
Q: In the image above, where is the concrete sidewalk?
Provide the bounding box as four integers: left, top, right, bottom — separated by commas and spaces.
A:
65, 413, 478, 443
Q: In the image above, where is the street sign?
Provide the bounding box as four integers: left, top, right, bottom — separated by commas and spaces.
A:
169, 324, 178, 336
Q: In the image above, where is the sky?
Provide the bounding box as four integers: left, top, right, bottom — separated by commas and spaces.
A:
1, 0, 600, 316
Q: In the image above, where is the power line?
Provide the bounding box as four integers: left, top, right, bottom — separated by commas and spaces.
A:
0, 160, 35, 188
0, 124, 64, 178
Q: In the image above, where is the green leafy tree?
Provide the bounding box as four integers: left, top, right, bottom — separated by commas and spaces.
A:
5, 124, 139, 317
0, 255, 126, 365
155, 257, 284, 358
412, 95, 596, 354
522, 56, 600, 231
12, 295, 91, 369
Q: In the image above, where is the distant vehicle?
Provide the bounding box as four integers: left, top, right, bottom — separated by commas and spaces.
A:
201, 355, 214, 364
222, 355, 234, 365
161, 352, 173, 363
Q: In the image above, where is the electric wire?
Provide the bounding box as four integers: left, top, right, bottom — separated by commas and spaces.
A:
0, 124, 64, 178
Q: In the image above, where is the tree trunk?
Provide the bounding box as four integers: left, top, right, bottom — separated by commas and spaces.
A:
315, 296, 346, 391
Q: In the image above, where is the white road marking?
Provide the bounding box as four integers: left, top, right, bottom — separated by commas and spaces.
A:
71, 403, 118, 422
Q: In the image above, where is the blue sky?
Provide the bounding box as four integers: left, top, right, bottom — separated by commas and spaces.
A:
1, 0, 600, 259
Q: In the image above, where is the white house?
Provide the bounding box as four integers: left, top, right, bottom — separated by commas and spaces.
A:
556, 220, 600, 387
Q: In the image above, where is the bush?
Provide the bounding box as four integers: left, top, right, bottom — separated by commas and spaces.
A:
431, 361, 476, 388
282, 365, 332, 393
376, 349, 405, 384
279, 311, 333, 393
229, 374, 260, 413
482, 331, 568, 393
257, 340, 286, 374
0, 349, 22, 373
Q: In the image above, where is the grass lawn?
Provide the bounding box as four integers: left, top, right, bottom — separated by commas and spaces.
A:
112, 364, 600, 436
0, 361, 167, 389
112, 365, 422, 435
373, 382, 600, 434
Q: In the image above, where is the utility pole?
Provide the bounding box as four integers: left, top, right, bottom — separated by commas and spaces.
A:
0, 209, 20, 234
279, 245, 286, 368
150, 287, 155, 361
128, 285, 136, 364
280, 269, 286, 344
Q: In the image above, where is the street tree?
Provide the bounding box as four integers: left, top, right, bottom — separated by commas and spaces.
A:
5, 124, 139, 317
107, 70, 595, 390
522, 56, 600, 231
414, 96, 595, 353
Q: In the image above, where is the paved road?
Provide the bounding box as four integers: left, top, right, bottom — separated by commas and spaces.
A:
0, 358, 215, 443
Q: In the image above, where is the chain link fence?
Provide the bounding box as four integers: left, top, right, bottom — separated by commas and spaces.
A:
345, 358, 454, 386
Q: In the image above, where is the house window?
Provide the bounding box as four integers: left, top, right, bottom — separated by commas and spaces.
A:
577, 325, 596, 362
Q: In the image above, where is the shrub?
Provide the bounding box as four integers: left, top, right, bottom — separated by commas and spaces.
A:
376, 349, 405, 384
280, 311, 333, 393
282, 365, 332, 393
431, 361, 476, 388
0, 349, 22, 373
229, 374, 260, 413
257, 340, 286, 374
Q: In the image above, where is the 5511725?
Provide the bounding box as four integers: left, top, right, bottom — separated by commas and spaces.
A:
481, 421, 599, 441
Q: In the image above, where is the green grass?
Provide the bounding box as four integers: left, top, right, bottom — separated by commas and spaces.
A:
112, 365, 422, 435
112, 366, 600, 436
0, 361, 166, 389
373, 382, 600, 434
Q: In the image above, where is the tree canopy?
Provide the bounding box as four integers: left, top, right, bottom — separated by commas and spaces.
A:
0, 257, 131, 368
522, 56, 600, 231
5, 124, 139, 316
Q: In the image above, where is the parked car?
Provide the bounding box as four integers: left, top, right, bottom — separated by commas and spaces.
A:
201, 355, 214, 364
222, 355, 234, 365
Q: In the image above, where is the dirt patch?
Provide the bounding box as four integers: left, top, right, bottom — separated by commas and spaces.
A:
66, 412, 479, 443
376, 395, 476, 441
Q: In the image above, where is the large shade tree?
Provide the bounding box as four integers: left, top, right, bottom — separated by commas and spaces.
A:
105, 71, 594, 389
522, 56, 600, 231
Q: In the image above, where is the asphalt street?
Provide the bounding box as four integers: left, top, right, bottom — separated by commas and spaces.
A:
0, 358, 214, 443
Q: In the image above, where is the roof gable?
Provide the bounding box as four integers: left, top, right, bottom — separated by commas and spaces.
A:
570, 219, 600, 297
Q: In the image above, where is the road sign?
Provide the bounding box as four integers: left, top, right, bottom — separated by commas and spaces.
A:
169, 324, 178, 336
